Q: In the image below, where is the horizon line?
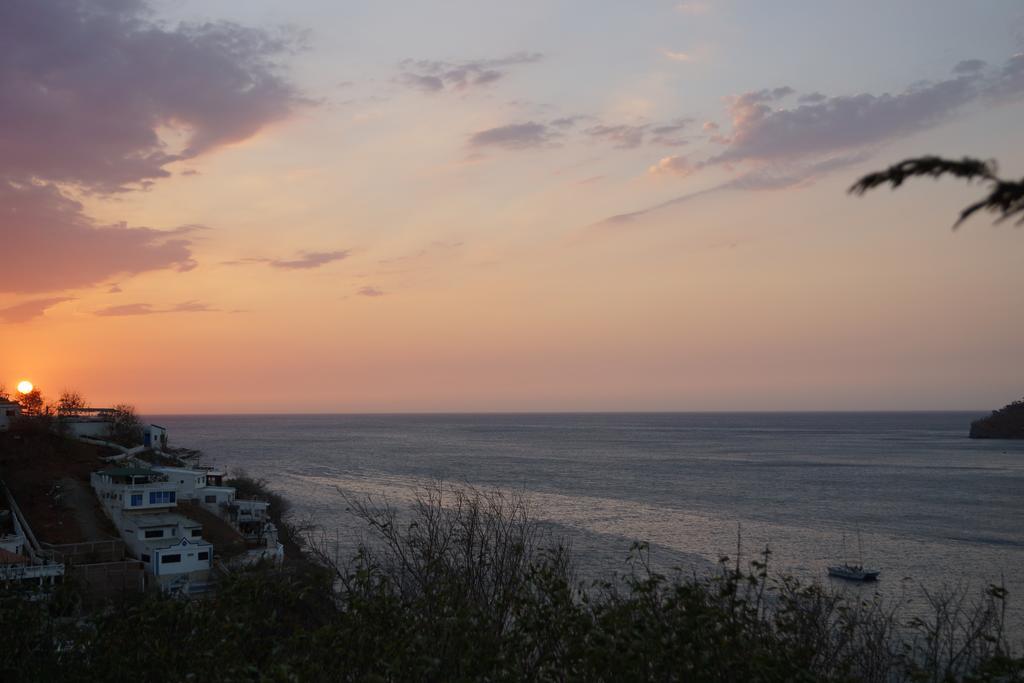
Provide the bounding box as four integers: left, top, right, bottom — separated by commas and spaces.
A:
141, 408, 992, 417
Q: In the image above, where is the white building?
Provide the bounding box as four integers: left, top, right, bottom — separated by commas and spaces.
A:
59, 407, 117, 439
91, 467, 214, 590
0, 401, 21, 431
153, 465, 283, 565
59, 409, 168, 450
92, 464, 283, 591
152, 466, 208, 500
144, 424, 168, 450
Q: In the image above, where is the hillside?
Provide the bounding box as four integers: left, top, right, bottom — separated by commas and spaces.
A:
0, 432, 120, 543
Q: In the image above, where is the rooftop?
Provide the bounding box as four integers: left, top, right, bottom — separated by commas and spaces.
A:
132, 513, 199, 529
152, 466, 204, 476
140, 537, 211, 551
100, 467, 163, 478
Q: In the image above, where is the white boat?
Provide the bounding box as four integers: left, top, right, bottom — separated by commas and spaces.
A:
827, 532, 879, 582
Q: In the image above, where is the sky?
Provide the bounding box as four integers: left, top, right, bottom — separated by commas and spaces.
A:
2, 0, 1023, 413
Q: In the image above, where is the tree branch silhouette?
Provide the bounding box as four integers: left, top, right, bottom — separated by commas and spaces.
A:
849, 156, 1024, 227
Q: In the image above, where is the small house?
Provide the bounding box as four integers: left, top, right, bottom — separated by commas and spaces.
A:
144, 424, 168, 450
0, 401, 21, 431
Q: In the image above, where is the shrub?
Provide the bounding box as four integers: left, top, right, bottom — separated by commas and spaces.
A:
0, 484, 1020, 682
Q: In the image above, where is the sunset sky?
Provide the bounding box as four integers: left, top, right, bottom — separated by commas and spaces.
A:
3, 0, 1023, 413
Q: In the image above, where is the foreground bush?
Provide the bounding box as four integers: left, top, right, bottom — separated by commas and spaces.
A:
1, 484, 1021, 682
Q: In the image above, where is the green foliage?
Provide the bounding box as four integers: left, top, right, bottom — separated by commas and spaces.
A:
850, 155, 1024, 227
0, 485, 1020, 682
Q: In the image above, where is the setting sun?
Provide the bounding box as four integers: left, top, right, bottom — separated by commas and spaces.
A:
16, 380, 33, 394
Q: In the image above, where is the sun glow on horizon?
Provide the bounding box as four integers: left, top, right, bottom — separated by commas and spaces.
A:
16, 380, 33, 394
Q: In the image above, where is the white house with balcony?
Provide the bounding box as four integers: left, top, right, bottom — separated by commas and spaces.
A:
91, 467, 213, 590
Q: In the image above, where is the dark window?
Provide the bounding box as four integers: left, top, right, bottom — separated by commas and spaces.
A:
198, 552, 209, 561
141, 554, 150, 562
205, 495, 216, 503
162, 554, 181, 564
144, 529, 163, 539
130, 494, 142, 506
149, 491, 176, 505
191, 529, 202, 537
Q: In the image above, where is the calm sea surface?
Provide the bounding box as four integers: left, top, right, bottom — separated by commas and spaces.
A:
152, 412, 1024, 630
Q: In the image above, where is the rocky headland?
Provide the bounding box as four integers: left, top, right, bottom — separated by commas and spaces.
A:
970, 399, 1024, 439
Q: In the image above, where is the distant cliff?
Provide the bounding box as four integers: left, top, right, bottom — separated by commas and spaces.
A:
970, 399, 1024, 439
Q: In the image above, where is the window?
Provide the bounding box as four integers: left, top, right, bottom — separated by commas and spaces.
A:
161, 554, 181, 564
149, 491, 175, 505
205, 495, 216, 504
141, 554, 150, 562
144, 529, 164, 539
198, 552, 209, 561
130, 494, 142, 506
191, 529, 202, 537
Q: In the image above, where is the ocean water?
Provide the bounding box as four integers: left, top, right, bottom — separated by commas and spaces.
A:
152, 412, 1024, 630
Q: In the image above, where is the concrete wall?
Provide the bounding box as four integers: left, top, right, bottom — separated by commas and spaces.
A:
66, 420, 113, 439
